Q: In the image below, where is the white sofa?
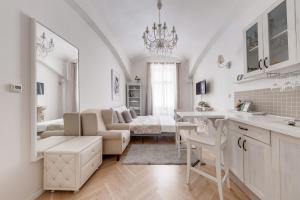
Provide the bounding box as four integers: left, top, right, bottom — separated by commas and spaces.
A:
81, 109, 130, 161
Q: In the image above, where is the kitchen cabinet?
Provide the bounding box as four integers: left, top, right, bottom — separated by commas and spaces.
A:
296, 0, 300, 62
243, 0, 296, 77
228, 130, 244, 182
244, 136, 271, 200
272, 132, 300, 200
244, 19, 264, 77
263, 0, 296, 71
228, 121, 271, 200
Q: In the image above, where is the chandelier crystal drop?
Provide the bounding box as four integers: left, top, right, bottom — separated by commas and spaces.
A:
142, 0, 178, 55
36, 32, 55, 57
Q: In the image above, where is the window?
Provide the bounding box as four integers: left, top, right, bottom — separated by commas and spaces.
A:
151, 63, 177, 116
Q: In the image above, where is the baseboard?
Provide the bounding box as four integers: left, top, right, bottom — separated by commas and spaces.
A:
230, 171, 260, 200
26, 188, 44, 200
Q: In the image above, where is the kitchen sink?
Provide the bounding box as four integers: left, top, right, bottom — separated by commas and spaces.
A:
267, 117, 300, 128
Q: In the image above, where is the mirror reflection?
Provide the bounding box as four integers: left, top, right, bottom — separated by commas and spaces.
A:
35, 22, 79, 158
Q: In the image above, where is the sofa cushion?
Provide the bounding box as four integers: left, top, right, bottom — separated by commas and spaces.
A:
64, 113, 81, 136
106, 123, 130, 130
81, 109, 107, 136
116, 111, 125, 123
112, 111, 119, 123
130, 109, 138, 119
122, 110, 133, 123
101, 109, 113, 125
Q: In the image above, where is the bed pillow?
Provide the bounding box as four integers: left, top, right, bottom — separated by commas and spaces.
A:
130, 109, 138, 119
116, 111, 125, 123
112, 111, 119, 123
122, 110, 133, 123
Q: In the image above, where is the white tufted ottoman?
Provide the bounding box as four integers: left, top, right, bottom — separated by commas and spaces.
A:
44, 136, 102, 192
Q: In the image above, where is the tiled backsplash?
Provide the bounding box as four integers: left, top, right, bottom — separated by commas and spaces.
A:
234, 87, 300, 118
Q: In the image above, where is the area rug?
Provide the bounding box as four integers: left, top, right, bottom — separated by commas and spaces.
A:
121, 144, 198, 165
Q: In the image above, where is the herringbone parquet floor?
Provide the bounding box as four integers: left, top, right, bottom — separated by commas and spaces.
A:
37, 136, 249, 200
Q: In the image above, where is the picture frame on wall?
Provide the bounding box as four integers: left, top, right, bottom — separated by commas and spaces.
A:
111, 69, 120, 101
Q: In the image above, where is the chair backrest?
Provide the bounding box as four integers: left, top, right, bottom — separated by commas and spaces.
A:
207, 119, 227, 149
193, 118, 209, 134
81, 109, 106, 136
63, 112, 81, 136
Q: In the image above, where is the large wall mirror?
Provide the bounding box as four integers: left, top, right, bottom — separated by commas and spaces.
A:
31, 19, 80, 161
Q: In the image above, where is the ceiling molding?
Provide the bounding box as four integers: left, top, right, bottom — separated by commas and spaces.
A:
64, 0, 131, 80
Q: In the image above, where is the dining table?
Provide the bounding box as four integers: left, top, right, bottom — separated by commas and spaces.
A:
176, 111, 226, 122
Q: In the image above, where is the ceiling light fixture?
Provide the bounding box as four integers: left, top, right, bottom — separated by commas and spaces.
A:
36, 32, 54, 57
142, 0, 178, 55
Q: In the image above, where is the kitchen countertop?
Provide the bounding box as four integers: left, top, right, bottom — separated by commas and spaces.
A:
227, 112, 300, 139
177, 111, 300, 139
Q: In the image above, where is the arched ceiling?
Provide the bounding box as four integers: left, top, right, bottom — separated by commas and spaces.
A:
71, 0, 253, 73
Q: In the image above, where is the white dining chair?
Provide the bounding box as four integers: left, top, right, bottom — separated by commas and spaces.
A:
186, 119, 230, 200
176, 122, 199, 158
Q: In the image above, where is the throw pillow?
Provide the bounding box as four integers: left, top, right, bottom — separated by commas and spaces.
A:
127, 109, 133, 118
112, 111, 119, 123
130, 109, 138, 119
116, 111, 125, 123
122, 110, 133, 123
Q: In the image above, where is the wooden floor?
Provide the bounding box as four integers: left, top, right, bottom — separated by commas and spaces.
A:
38, 136, 249, 200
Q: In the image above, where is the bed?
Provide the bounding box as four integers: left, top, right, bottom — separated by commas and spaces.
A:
129, 115, 176, 135
102, 106, 176, 136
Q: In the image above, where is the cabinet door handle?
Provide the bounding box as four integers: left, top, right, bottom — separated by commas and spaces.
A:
263, 57, 269, 69
243, 140, 247, 151
258, 59, 262, 70
238, 126, 248, 131
237, 137, 242, 148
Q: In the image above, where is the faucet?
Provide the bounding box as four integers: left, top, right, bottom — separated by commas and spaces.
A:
288, 118, 300, 126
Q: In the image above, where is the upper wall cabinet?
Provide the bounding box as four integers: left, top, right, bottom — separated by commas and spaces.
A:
244, 0, 296, 77
263, 0, 296, 71
296, 0, 300, 62
244, 18, 264, 77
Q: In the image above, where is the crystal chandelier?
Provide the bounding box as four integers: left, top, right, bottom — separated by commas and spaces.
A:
36, 32, 54, 57
142, 0, 178, 55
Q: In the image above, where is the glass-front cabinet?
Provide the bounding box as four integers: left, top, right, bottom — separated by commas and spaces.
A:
263, 0, 296, 71
243, 0, 296, 77
296, 0, 300, 62
244, 19, 264, 76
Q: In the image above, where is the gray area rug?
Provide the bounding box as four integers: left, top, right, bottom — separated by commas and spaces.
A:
121, 144, 198, 165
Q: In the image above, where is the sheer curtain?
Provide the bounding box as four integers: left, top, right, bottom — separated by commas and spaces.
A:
65, 62, 79, 113
151, 62, 177, 116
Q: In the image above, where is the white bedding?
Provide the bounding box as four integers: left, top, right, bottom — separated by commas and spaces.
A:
112, 106, 176, 135
37, 118, 64, 132
130, 115, 175, 134
159, 116, 176, 133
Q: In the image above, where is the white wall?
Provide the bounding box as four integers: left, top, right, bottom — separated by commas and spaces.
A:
38, 56, 65, 77
193, 0, 296, 111
130, 57, 193, 115
0, 0, 128, 199
37, 61, 63, 120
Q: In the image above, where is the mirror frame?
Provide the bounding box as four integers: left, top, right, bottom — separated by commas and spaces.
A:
30, 18, 80, 161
